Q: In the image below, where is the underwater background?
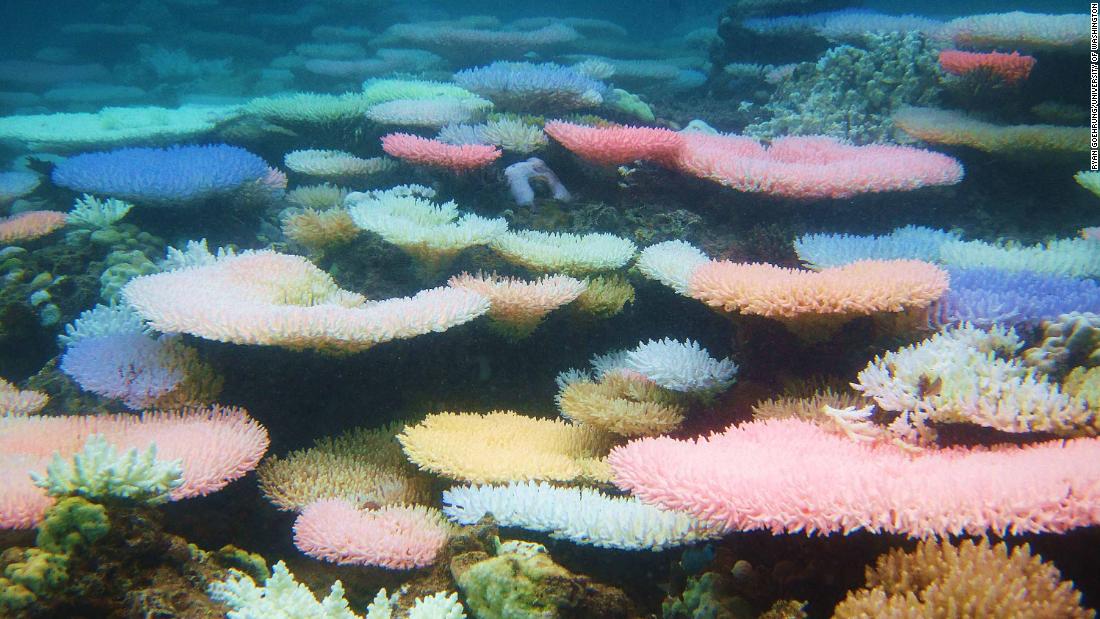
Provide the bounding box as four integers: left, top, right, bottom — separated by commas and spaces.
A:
0, 0, 1098, 617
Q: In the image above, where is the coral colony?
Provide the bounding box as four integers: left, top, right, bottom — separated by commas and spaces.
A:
0, 1, 1098, 618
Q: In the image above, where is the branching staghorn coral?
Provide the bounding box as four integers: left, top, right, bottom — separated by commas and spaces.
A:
833, 538, 1093, 618
32, 435, 183, 504
398, 411, 613, 484
447, 271, 585, 339
258, 423, 429, 512
347, 186, 506, 278
854, 324, 1099, 443
66, 194, 132, 229
442, 481, 724, 551
209, 560, 364, 619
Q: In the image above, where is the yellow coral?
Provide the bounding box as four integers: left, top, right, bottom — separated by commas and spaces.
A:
258, 423, 430, 511
752, 389, 866, 424
833, 538, 1093, 618
573, 274, 635, 318
894, 106, 1088, 159
282, 208, 360, 251
557, 373, 685, 437
397, 411, 613, 483
1064, 367, 1100, 409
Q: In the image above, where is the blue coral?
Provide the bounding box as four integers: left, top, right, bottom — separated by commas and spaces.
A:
59, 334, 185, 409
931, 268, 1100, 328
51, 144, 270, 204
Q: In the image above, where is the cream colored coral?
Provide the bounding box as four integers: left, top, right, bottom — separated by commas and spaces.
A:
397, 411, 613, 484
284, 149, 396, 177
347, 186, 506, 276
448, 271, 585, 338
282, 208, 360, 250
557, 373, 685, 437
855, 324, 1099, 442
833, 538, 1092, 618
1022, 312, 1100, 374
258, 423, 429, 512
286, 184, 350, 210
0, 378, 47, 417
490, 230, 637, 275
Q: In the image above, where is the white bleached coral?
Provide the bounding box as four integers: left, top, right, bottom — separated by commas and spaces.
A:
625, 338, 738, 394
854, 324, 1098, 442
634, 240, 709, 295
442, 481, 724, 551
67, 194, 132, 229
209, 561, 362, 619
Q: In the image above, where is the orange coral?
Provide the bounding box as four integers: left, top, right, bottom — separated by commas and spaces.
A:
448, 271, 585, 338
0, 210, 66, 244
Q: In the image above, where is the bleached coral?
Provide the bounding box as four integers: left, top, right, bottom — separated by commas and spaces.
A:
448, 271, 585, 338
491, 229, 637, 275
32, 435, 183, 504
66, 194, 132, 229
209, 561, 362, 619
366, 98, 492, 128
557, 372, 686, 437
939, 238, 1100, 279
284, 150, 395, 177
793, 226, 961, 270
57, 302, 149, 346
442, 481, 724, 551
854, 324, 1098, 442
407, 592, 466, 619
158, 238, 235, 271
347, 187, 506, 275
0, 378, 48, 417
625, 338, 738, 394
634, 240, 709, 295
123, 251, 490, 352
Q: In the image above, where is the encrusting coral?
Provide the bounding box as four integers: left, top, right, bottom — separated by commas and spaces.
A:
832, 538, 1093, 618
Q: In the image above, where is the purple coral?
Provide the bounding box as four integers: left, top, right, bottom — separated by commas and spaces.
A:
60, 333, 187, 409
504, 158, 571, 207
